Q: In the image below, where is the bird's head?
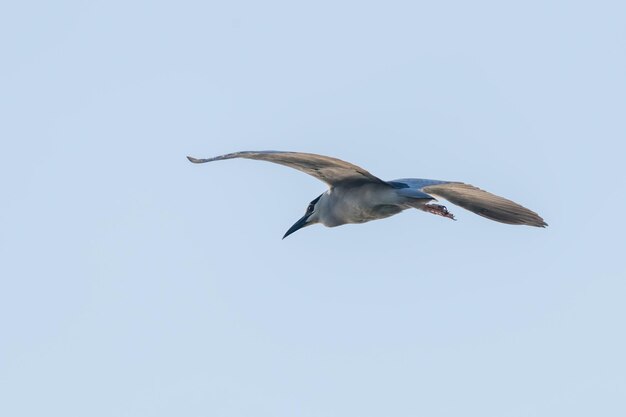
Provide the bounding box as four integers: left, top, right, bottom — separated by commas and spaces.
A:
283, 193, 323, 239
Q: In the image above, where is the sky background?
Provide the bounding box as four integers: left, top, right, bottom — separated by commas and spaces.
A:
1, 1, 625, 416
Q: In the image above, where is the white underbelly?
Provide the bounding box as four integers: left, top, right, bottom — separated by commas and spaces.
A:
322, 185, 406, 226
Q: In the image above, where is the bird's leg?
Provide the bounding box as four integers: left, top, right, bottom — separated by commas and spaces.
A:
422, 203, 456, 220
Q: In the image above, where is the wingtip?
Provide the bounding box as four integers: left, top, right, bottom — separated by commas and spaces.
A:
187, 156, 202, 163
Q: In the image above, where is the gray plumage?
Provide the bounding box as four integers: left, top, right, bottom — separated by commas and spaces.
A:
187, 151, 547, 238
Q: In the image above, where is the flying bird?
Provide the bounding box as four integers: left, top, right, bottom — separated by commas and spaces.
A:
187, 151, 547, 238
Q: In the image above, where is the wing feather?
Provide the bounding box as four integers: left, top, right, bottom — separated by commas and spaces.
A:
422, 182, 547, 227
187, 151, 386, 186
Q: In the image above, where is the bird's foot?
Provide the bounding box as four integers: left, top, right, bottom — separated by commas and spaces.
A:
423, 204, 456, 220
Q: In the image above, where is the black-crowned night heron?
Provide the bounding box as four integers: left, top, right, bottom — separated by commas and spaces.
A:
187, 151, 547, 238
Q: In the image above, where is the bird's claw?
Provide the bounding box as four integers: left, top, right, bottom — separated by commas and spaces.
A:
423, 204, 456, 220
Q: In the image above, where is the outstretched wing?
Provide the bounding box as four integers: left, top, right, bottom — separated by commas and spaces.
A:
422, 182, 547, 227
187, 151, 387, 186
390, 178, 547, 227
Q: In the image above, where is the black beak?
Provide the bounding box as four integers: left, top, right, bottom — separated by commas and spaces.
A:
283, 214, 310, 239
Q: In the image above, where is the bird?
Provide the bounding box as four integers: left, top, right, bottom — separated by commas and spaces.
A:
187, 151, 547, 238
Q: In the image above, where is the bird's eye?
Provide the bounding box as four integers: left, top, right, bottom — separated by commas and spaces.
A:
307, 204, 314, 213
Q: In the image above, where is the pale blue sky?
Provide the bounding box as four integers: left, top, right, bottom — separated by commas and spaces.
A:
1, 1, 625, 416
